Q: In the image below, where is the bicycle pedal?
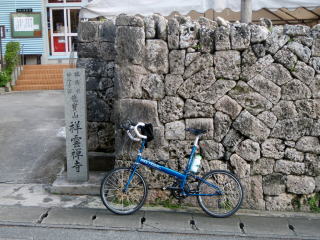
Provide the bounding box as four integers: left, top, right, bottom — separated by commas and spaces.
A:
189, 190, 199, 194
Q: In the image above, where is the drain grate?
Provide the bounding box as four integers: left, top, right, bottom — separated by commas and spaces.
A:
37, 209, 50, 224
288, 224, 295, 231
141, 217, 146, 225
239, 222, 245, 234
190, 219, 199, 231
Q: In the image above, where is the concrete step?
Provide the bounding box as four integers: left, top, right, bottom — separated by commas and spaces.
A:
49, 171, 105, 195
19, 73, 62, 80
22, 69, 65, 74
21, 64, 72, 75
13, 84, 64, 91
14, 64, 72, 91
23, 64, 72, 70
16, 79, 63, 85
49, 152, 115, 195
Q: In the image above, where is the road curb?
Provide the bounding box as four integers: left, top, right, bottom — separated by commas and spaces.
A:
0, 221, 317, 240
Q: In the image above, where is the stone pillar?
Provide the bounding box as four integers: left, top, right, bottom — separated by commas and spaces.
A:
241, 0, 252, 23
64, 68, 88, 182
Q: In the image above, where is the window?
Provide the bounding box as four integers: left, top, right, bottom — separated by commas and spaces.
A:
49, 8, 80, 55
48, 0, 82, 3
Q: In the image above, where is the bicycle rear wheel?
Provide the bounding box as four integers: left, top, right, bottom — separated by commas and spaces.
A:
100, 167, 148, 215
197, 170, 243, 218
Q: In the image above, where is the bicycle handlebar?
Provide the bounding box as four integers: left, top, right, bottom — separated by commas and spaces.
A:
122, 121, 147, 142
134, 123, 147, 139
126, 128, 140, 141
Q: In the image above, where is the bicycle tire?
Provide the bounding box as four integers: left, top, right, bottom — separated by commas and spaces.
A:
197, 170, 243, 218
100, 167, 148, 215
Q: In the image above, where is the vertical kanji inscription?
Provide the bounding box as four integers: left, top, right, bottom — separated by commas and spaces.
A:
64, 68, 88, 182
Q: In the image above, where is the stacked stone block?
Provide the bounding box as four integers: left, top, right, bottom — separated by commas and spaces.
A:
77, 15, 320, 211
77, 20, 116, 153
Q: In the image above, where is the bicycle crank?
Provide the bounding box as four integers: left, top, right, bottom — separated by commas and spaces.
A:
170, 182, 190, 199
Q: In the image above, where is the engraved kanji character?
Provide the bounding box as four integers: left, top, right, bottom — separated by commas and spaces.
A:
71, 135, 82, 148
69, 121, 82, 134
66, 78, 72, 88
72, 160, 83, 172
75, 79, 80, 86
71, 147, 83, 160
72, 102, 78, 112
72, 111, 79, 119
71, 94, 78, 103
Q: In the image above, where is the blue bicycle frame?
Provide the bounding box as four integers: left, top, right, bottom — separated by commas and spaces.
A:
124, 138, 222, 197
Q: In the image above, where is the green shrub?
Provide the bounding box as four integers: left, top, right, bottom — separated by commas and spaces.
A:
1, 42, 20, 86
147, 197, 182, 209
308, 193, 320, 213
292, 195, 301, 210
0, 71, 10, 87
4, 42, 20, 74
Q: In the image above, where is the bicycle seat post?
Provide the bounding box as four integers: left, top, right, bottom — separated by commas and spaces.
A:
193, 134, 202, 149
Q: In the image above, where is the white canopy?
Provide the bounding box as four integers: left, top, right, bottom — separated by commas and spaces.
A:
80, 0, 320, 19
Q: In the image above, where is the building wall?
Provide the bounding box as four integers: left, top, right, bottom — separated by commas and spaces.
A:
42, 0, 88, 64
0, 0, 44, 56
0, 0, 88, 64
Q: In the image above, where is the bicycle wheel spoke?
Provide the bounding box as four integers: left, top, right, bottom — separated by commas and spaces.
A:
129, 191, 141, 203
197, 170, 243, 217
105, 193, 117, 198
121, 171, 124, 189
121, 193, 124, 210
105, 176, 120, 189
104, 188, 121, 192
105, 182, 120, 190
101, 168, 147, 215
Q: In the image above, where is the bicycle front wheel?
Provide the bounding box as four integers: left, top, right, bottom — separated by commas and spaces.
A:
197, 170, 243, 218
100, 167, 148, 215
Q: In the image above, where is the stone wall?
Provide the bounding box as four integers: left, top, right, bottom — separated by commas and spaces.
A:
78, 15, 320, 211
77, 21, 116, 154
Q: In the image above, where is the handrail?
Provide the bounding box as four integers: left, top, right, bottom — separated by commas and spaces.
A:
0, 30, 3, 71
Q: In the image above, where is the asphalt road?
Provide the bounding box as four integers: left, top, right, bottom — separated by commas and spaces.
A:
0, 226, 242, 240
0, 91, 65, 184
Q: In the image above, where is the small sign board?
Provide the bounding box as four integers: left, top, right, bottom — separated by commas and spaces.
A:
64, 68, 88, 182
16, 9, 33, 13
10, 12, 42, 38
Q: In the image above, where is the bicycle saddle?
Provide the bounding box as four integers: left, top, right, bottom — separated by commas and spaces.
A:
185, 128, 207, 135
